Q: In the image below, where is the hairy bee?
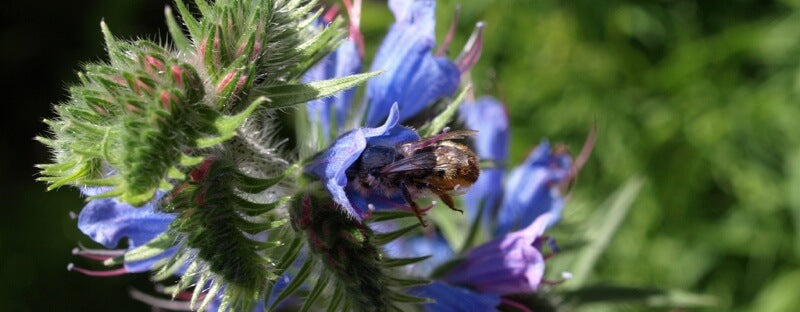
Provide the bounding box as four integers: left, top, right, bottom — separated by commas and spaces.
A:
346, 130, 480, 226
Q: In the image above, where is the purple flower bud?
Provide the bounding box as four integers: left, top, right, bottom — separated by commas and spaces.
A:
306, 104, 418, 219
77, 188, 176, 272
495, 142, 571, 236
442, 213, 553, 295
410, 281, 501, 312
460, 96, 509, 223
365, 0, 460, 126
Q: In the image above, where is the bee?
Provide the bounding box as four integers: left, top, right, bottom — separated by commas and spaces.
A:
346, 130, 480, 226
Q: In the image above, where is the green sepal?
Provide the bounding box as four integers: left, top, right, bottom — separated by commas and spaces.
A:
367, 210, 417, 222
374, 224, 422, 246
100, 21, 125, 67
263, 236, 304, 303
235, 163, 299, 193
116, 184, 159, 207
418, 85, 472, 137
327, 287, 344, 312
429, 257, 466, 280
152, 250, 190, 281
236, 195, 292, 216
164, 6, 192, 52
268, 257, 315, 311
299, 270, 331, 312
382, 255, 432, 268
387, 292, 433, 304
105, 231, 177, 266
251, 71, 382, 109
173, 0, 201, 42
385, 277, 432, 288
195, 96, 264, 148
198, 278, 223, 311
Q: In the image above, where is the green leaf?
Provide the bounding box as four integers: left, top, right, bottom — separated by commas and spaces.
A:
299, 270, 331, 312
373, 224, 421, 246
100, 20, 125, 67
562, 285, 717, 308
418, 85, 472, 137
387, 292, 432, 304
173, 0, 200, 41
382, 255, 432, 268
367, 210, 417, 222
165, 6, 192, 52
385, 277, 431, 288
459, 196, 486, 254
192, 0, 213, 20
568, 176, 644, 288
429, 257, 466, 280
235, 195, 292, 216
235, 163, 299, 193
195, 96, 264, 148
269, 258, 315, 311
198, 278, 223, 311
264, 237, 303, 303
105, 232, 176, 266
251, 71, 382, 109
326, 287, 343, 312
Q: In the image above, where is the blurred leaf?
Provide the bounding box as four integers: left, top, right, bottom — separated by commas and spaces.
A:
562, 284, 717, 308
568, 176, 644, 288
750, 270, 800, 312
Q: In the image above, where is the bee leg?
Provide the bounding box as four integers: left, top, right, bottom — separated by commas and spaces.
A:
400, 183, 428, 227
437, 193, 463, 214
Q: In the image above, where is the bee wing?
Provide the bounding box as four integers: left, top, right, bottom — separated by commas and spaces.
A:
399, 130, 477, 153
380, 153, 437, 174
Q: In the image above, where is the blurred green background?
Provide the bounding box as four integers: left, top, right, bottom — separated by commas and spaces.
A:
3, 0, 800, 310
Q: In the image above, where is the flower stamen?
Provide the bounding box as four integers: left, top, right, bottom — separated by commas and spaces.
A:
436, 5, 461, 57
67, 263, 128, 277
457, 22, 485, 72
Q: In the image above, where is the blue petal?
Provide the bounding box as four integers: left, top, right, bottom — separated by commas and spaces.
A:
411, 281, 501, 312
77, 190, 176, 272
495, 142, 572, 236
306, 104, 405, 219
365, 0, 460, 126
459, 96, 509, 161
460, 96, 509, 224
303, 38, 362, 141
464, 168, 504, 224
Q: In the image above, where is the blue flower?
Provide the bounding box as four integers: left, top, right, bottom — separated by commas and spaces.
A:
410, 281, 501, 312
74, 188, 176, 274
442, 213, 553, 295
306, 103, 418, 219
495, 141, 571, 236
458, 96, 572, 235
364, 0, 461, 126
460, 96, 510, 225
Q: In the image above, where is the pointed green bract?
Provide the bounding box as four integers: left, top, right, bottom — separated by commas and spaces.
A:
252, 71, 383, 109
418, 85, 472, 137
